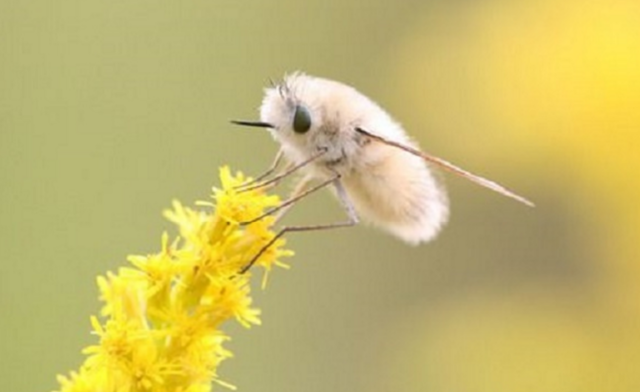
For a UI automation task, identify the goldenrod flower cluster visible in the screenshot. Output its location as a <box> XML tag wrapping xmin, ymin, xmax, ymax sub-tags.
<box><xmin>55</xmin><ymin>167</ymin><xmax>293</xmax><ymax>392</ymax></box>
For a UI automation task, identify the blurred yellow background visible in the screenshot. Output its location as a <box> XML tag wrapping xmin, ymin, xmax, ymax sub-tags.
<box><xmin>2</xmin><ymin>0</ymin><xmax>639</xmax><ymax>391</ymax></box>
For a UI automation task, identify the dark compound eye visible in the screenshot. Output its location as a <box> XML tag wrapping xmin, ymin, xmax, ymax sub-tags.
<box><xmin>292</xmin><ymin>105</ymin><xmax>312</xmax><ymax>134</ymax></box>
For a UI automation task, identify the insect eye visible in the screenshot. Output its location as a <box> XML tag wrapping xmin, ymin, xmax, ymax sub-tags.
<box><xmin>292</xmin><ymin>105</ymin><xmax>312</xmax><ymax>134</ymax></box>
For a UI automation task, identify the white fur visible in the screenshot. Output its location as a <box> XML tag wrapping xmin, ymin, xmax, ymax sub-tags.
<box><xmin>258</xmin><ymin>72</ymin><xmax>449</xmax><ymax>244</ymax></box>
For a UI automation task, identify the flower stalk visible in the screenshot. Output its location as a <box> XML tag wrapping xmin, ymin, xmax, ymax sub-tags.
<box><xmin>55</xmin><ymin>166</ymin><xmax>293</xmax><ymax>392</ymax></box>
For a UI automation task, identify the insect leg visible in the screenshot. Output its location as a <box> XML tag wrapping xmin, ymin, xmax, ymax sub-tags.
<box><xmin>239</xmin><ymin>174</ymin><xmax>325</xmax><ymax>226</ymax></box>
<box><xmin>238</xmin><ymin>148</ymin><xmax>327</xmax><ymax>193</ymax></box>
<box><xmin>273</xmin><ymin>175</ymin><xmax>312</xmax><ymax>223</ymax></box>
<box><xmin>239</xmin><ymin>176</ymin><xmax>359</xmax><ymax>274</ymax></box>
<box><xmin>235</xmin><ymin>149</ymin><xmax>285</xmax><ymax>190</ymax></box>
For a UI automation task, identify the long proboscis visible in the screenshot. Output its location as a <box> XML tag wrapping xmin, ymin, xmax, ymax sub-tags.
<box><xmin>230</xmin><ymin>120</ymin><xmax>274</xmax><ymax>129</ymax></box>
<box><xmin>355</xmin><ymin>127</ymin><xmax>535</xmax><ymax>207</ymax></box>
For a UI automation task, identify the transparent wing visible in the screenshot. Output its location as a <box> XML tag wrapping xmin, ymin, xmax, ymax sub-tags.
<box><xmin>355</xmin><ymin>127</ymin><xmax>534</xmax><ymax>207</ymax></box>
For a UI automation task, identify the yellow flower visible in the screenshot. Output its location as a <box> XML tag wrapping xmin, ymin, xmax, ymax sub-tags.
<box><xmin>54</xmin><ymin>166</ymin><xmax>292</xmax><ymax>392</ymax></box>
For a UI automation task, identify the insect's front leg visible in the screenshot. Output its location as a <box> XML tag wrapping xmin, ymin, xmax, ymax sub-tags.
<box><xmin>237</xmin><ymin>148</ymin><xmax>328</xmax><ymax>193</ymax></box>
<box><xmin>235</xmin><ymin>149</ymin><xmax>287</xmax><ymax>191</ymax></box>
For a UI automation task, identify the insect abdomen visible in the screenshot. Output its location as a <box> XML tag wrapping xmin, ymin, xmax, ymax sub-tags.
<box><xmin>342</xmin><ymin>148</ymin><xmax>449</xmax><ymax>244</ymax></box>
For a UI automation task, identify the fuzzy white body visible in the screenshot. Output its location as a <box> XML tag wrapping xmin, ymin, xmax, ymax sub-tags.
<box><xmin>259</xmin><ymin>73</ymin><xmax>449</xmax><ymax>244</ymax></box>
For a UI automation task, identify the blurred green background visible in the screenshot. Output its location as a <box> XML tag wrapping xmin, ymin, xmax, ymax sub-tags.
<box><xmin>2</xmin><ymin>0</ymin><xmax>639</xmax><ymax>391</ymax></box>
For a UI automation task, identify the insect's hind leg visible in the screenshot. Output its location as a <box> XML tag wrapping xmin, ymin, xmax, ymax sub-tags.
<box><xmin>239</xmin><ymin>175</ymin><xmax>317</xmax><ymax>226</ymax></box>
<box><xmin>239</xmin><ymin>176</ymin><xmax>359</xmax><ymax>274</ymax></box>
